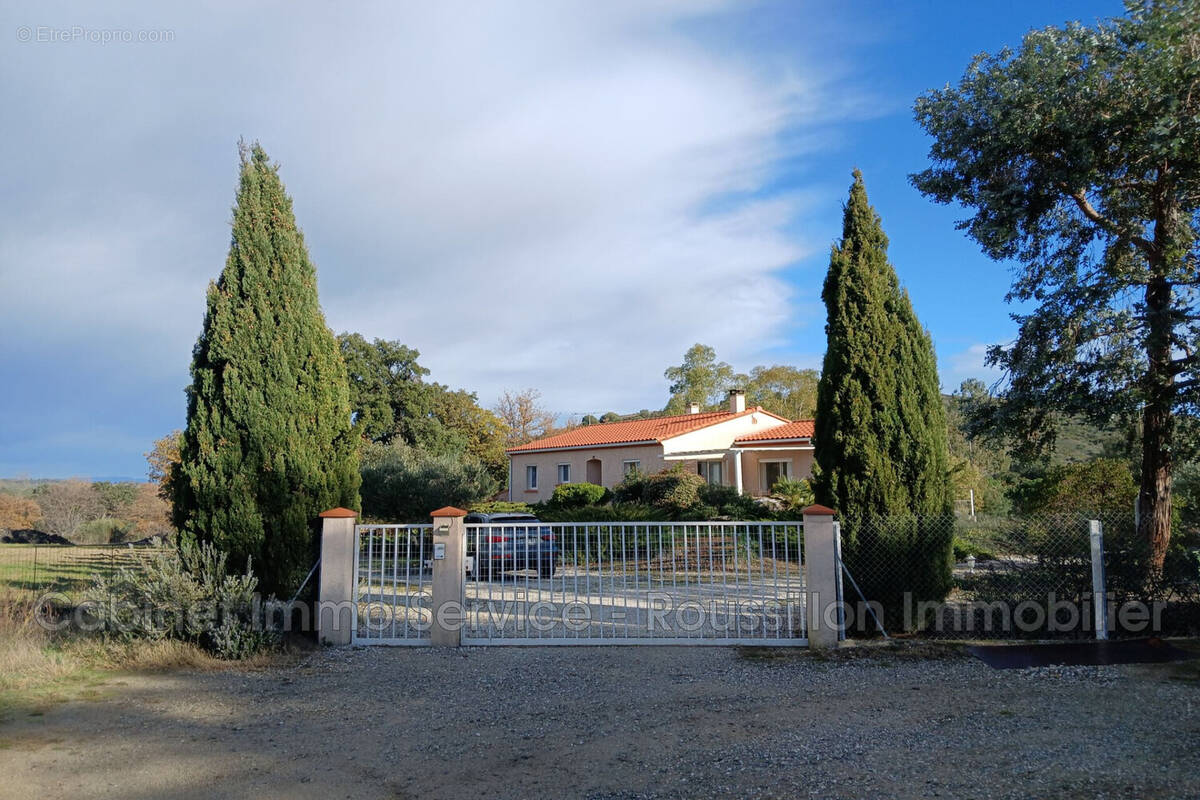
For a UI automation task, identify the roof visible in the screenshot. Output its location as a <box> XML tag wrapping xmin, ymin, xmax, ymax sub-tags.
<box><xmin>733</xmin><ymin>419</ymin><xmax>815</xmax><ymax>445</ymax></box>
<box><xmin>507</xmin><ymin>407</ymin><xmax>772</xmax><ymax>454</ymax></box>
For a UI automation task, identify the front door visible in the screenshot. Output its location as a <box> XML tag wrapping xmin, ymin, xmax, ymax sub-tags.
<box><xmin>586</xmin><ymin>458</ymin><xmax>602</xmax><ymax>485</ymax></box>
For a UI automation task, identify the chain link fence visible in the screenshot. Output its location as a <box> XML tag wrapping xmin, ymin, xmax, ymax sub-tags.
<box><xmin>838</xmin><ymin>512</ymin><xmax>1200</xmax><ymax>640</ymax></box>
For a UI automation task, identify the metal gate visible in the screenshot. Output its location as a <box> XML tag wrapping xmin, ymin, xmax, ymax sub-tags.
<box><xmin>461</xmin><ymin>521</ymin><xmax>806</xmax><ymax>645</ymax></box>
<box><xmin>352</xmin><ymin>524</ymin><xmax>434</xmax><ymax>645</ymax></box>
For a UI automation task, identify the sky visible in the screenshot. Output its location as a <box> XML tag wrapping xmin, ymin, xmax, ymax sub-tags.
<box><xmin>0</xmin><ymin>0</ymin><xmax>1125</xmax><ymax>479</ymax></box>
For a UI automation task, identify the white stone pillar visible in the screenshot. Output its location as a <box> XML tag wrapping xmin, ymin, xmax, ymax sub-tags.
<box><xmin>803</xmin><ymin>504</ymin><xmax>839</xmax><ymax>650</ymax></box>
<box><xmin>430</xmin><ymin>506</ymin><xmax>467</xmax><ymax>647</ymax></box>
<box><xmin>734</xmin><ymin>450</ymin><xmax>744</xmax><ymax>495</ymax></box>
<box><xmin>316</xmin><ymin>507</ymin><xmax>358</xmax><ymax>646</ymax></box>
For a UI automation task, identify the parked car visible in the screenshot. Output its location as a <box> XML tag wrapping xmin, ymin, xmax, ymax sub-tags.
<box><xmin>464</xmin><ymin>512</ymin><xmax>558</xmax><ymax>579</ymax></box>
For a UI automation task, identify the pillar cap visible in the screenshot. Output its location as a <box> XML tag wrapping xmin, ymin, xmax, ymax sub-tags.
<box><xmin>801</xmin><ymin>504</ymin><xmax>837</xmax><ymax>516</ymax></box>
<box><xmin>430</xmin><ymin>506</ymin><xmax>468</xmax><ymax>518</ymax></box>
<box><xmin>319</xmin><ymin>507</ymin><xmax>358</xmax><ymax>519</ymax></box>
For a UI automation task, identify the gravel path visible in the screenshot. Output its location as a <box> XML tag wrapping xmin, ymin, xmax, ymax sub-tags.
<box><xmin>1</xmin><ymin>643</ymin><xmax>1198</xmax><ymax>799</ymax></box>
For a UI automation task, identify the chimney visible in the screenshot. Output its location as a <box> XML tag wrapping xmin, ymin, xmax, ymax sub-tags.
<box><xmin>687</xmin><ymin>401</ymin><xmax>700</xmax><ymax>415</ymax></box>
<box><xmin>728</xmin><ymin>388</ymin><xmax>746</xmax><ymax>414</ymax></box>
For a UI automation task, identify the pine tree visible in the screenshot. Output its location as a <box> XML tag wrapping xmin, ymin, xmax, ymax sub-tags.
<box><xmin>813</xmin><ymin>170</ymin><xmax>951</xmax><ymax>516</ymax></box>
<box><xmin>812</xmin><ymin>172</ymin><xmax>954</xmax><ymax>629</ymax></box>
<box><xmin>172</xmin><ymin>142</ymin><xmax>360</xmax><ymax>597</ymax></box>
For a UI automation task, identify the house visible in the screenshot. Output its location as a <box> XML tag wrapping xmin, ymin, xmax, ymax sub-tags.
<box><xmin>506</xmin><ymin>389</ymin><xmax>815</xmax><ymax>502</ymax></box>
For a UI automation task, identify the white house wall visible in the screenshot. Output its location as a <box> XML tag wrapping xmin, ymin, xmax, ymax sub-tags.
<box><xmin>660</xmin><ymin>411</ymin><xmax>788</xmax><ymax>456</ymax></box>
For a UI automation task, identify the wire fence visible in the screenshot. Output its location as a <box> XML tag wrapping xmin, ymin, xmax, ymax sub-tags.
<box><xmin>838</xmin><ymin>512</ymin><xmax>1200</xmax><ymax>640</ymax></box>
<box><xmin>0</xmin><ymin>543</ymin><xmax>169</xmax><ymax>605</ymax></box>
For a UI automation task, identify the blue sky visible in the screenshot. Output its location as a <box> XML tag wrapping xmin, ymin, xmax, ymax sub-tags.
<box><xmin>0</xmin><ymin>0</ymin><xmax>1123</xmax><ymax>479</ymax></box>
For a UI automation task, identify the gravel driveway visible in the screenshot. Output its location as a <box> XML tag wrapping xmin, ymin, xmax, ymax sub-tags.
<box><xmin>2</xmin><ymin>643</ymin><xmax>1198</xmax><ymax>799</ymax></box>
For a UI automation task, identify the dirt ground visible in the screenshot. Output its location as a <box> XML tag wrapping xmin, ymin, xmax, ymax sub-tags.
<box><xmin>1</xmin><ymin>643</ymin><xmax>1198</xmax><ymax>800</ymax></box>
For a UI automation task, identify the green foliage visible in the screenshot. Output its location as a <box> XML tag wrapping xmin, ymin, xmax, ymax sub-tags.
<box><xmin>172</xmin><ymin>142</ymin><xmax>361</xmax><ymax>598</ymax></box>
<box><xmin>74</xmin><ymin>517</ymin><xmax>134</xmax><ymax>545</ymax></box>
<box><xmin>740</xmin><ymin>365</ymin><xmax>819</xmax><ymax>421</ymax></box>
<box><xmin>769</xmin><ymin>477</ymin><xmax>814</xmax><ymax>511</ymax></box>
<box><xmin>813</xmin><ymin>170</ymin><xmax>952</xmax><ymax>519</ymax></box>
<box><xmin>337</xmin><ymin>333</ymin><xmax>510</xmax><ymax>483</ymax></box>
<box><xmin>607</xmin><ymin>467</ymin><xmax>774</xmax><ymax>520</ymax></box>
<box><xmin>86</xmin><ymin>540</ymin><xmax>275</xmax><ymax>660</ymax></box>
<box><xmin>546</xmin><ymin>482</ymin><xmax>608</xmax><ymax>510</ymax></box>
<box><xmin>92</xmin><ymin>482</ymin><xmax>139</xmax><ymax>516</ymax></box>
<box><xmin>1009</xmin><ymin>459</ymin><xmax>1138</xmax><ymax>517</ymax></box>
<box><xmin>642</xmin><ymin>466</ymin><xmax>707</xmax><ymax>513</ymax></box>
<box><xmin>951</xmin><ymin>534</ymin><xmax>996</xmax><ymax>563</ymax></box>
<box><xmin>469</xmin><ymin>501</ymin><xmax>533</xmax><ymax>515</ymax></box>
<box><xmin>840</xmin><ymin>514</ymin><xmax>955</xmax><ymax>631</ymax></box>
<box><xmin>611</xmin><ymin>468</ymin><xmax>646</xmax><ymax>505</ymax></box>
<box><xmin>663</xmin><ymin>344</ymin><xmax>735</xmax><ymax>413</ymax></box>
<box><xmin>536</xmin><ymin>503</ymin><xmax>671</xmax><ymax>523</ymax></box>
<box><xmin>911</xmin><ymin>1</ymin><xmax>1200</xmax><ymax>566</ymax></box>
<box><xmin>360</xmin><ymin>442</ymin><xmax>497</xmax><ymax>523</ymax></box>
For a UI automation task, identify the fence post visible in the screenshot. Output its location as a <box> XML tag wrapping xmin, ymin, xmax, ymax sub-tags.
<box><xmin>430</xmin><ymin>506</ymin><xmax>467</xmax><ymax>648</ymax></box>
<box><xmin>803</xmin><ymin>504</ymin><xmax>840</xmax><ymax>649</ymax></box>
<box><xmin>316</xmin><ymin>507</ymin><xmax>358</xmax><ymax>646</ymax></box>
<box><xmin>1089</xmin><ymin>519</ymin><xmax>1108</xmax><ymax>641</ymax></box>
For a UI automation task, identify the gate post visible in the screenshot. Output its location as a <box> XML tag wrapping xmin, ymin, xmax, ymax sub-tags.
<box><xmin>317</xmin><ymin>507</ymin><xmax>358</xmax><ymax>646</ymax></box>
<box><xmin>430</xmin><ymin>506</ymin><xmax>467</xmax><ymax>647</ymax></box>
<box><xmin>803</xmin><ymin>505</ymin><xmax>839</xmax><ymax>649</ymax></box>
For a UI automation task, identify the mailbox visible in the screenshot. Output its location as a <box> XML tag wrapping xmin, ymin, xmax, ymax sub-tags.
<box><xmin>433</xmin><ymin>542</ymin><xmax>446</xmax><ymax>560</ymax></box>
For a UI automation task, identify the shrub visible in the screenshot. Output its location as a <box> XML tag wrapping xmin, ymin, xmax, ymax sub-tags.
<box><xmin>840</xmin><ymin>514</ymin><xmax>955</xmax><ymax>634</ymax></box>
<box><xmin>769</xmin><ymin>477</ymin><xmax>814</xmax><ymax>511</ymax></box>
<box><xmin>470</xmin><ymin>501</ymin><xmax>532</xmax><ymax>515</ymax></box>
<box><xmin>642</xmin><ymin>466</ymin><xmax>706</xmax><ymax>513</ymax></box>
<box><xmin>361</xmin><ymin>443</ymin><xmax>498</xmax><ymax>523</ymax></box>
<box><xmin>74</xmin><ymin>517</ymin><xmax>134</xmax><ymax>545</ymax></box>
<box><xmin>86</xmin><ymin>541</ymin><xmax>275</xmax><ymax>660</ymax></box>
<box><xmin>951</xmin><ymin>534</ymin><xmax>997</xmax><ymax>562</ymax></box>
<box><xmin>611</xmin><ymin>469</ymin><xmax>647</xmax><ymax>504</ymax></box>
<box><xmin>547</xmin><ymin>482</ymin><xmax>608</xmax><ymax>510</ymax></box>
<box><xmin>537</xmin><ymin>503</ymin><xmax>669</xmax><ymax>523</ymax></box>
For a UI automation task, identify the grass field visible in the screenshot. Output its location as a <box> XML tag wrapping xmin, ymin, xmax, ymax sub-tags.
<box><xmin>0</xmin><ymin>545</ymin><xmax>165</xmax><ymax>604</ymax></box>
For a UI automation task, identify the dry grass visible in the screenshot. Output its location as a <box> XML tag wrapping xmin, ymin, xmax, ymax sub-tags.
<box><xmin>0</xmin><ymin>592</ymin><xmax>289</xmax><ymax>721</ymax></box>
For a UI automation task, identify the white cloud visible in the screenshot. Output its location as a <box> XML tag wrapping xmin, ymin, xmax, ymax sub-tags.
<box><xmin>942</xmin><ymin>343</ymin><xmax>1005</xmax><ymax>392</ymax></box>
<box><xmin>0</xmin><ymin>0</ymin><xmax>872</xmax><ymax>472</ymax></box>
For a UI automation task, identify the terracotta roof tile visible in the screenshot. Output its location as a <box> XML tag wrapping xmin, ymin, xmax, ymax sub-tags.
<box><xmin>732</xmin><ymin>419</ymin><xmax>815</xmax><ymax>444</ymax></box>
<box><xmin>507</xmin><ymin>408</ymin><xmax>772</xmax><ymax>453</ymax></box>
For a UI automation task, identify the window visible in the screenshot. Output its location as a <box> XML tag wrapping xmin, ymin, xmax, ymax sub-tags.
<box><xmin>557</xmin><ymin>463</ymin><xmax>571</xmax><ymax>484</ymax></box>
<box><xmin>622</xmin><ymin>460</ymin><xmax>641</xmax><ymax>476</ymax></box>
<box><xmin>761</xmin><ymin>460</ymin><xmax>790</xmax><ymax>491</ymax></box>
<box><xmin>698</xmin><ymin>460</ymin><xmax>723</xmax><ymax>485</ymax></box>
<box><xmin>526</xmin><ymin>465</ymin><xmax>538</xmax><ymax>489</ymax></box>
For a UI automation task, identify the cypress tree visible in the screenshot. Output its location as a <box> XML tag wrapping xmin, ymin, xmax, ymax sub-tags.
<box><xmin>172</xmin><ymin>142</ymin><xmax>360</xmax><ymax>597</ymax></box>
<box><xmin>813</xmin><ymin>170</ymin><xmax>951</xmax><ymax>516</ymax></box>
<box><xmin>812</xmin><ymin>171</ymin><xmax>953</xmax><ymax>629</ymax></box>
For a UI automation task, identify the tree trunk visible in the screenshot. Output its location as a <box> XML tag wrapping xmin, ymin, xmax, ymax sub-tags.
<box><xmin>1139</xmin><ymin>275</ymin><xmax>1174</xmax><ymax>574</ymax></box>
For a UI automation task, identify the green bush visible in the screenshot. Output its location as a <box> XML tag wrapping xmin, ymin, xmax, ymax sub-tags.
<box><xmin>74</xmin><ymin>517</ymin><xmax>134</xmax><ymax>545</ymax></box>
<box><xmin>642</xmin><ymin>466</ymin><xmax>706</xmax><ymax>513</ymax></box>
<box><xmin>537</xmin><ymin>503</ymin><xmax>670</xmax><ymax>523</ymax></box>
<box><xmin>547</xmin><ymin>482</ymin><xmax>608</xmax><ymax>510</ymax></box>
<box><xmin>469</xmin><ymin>501</ymin><xmax>533</xmax><ymax>515</ymax></box>
<box><xmin>611</xmin><ymin>469</ymin><xmax>647</xmax><ymax>504</ymax></box>
<box><xmin>360</xmin><ymin>442</ymin><xmax>498</xmax><ymax>523</ymax></box>
<box><xmin>86</xmin><ymin>541</ymin><xmax>276</xmax><ymax>660</ymax></box>
<box><xmin>769</xmin><ymin>477</ymin><xmax>814</xmax><ymax>511</ymax></box>
<box><xmin>840</xmin><ymin>514</ymin><xmax>955</xmax><ymax>634</ymax></box>
<box><xmin>951</xmin><ymin>534</ymin><xmax>997</xmax><ymax>562</ymax></box>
